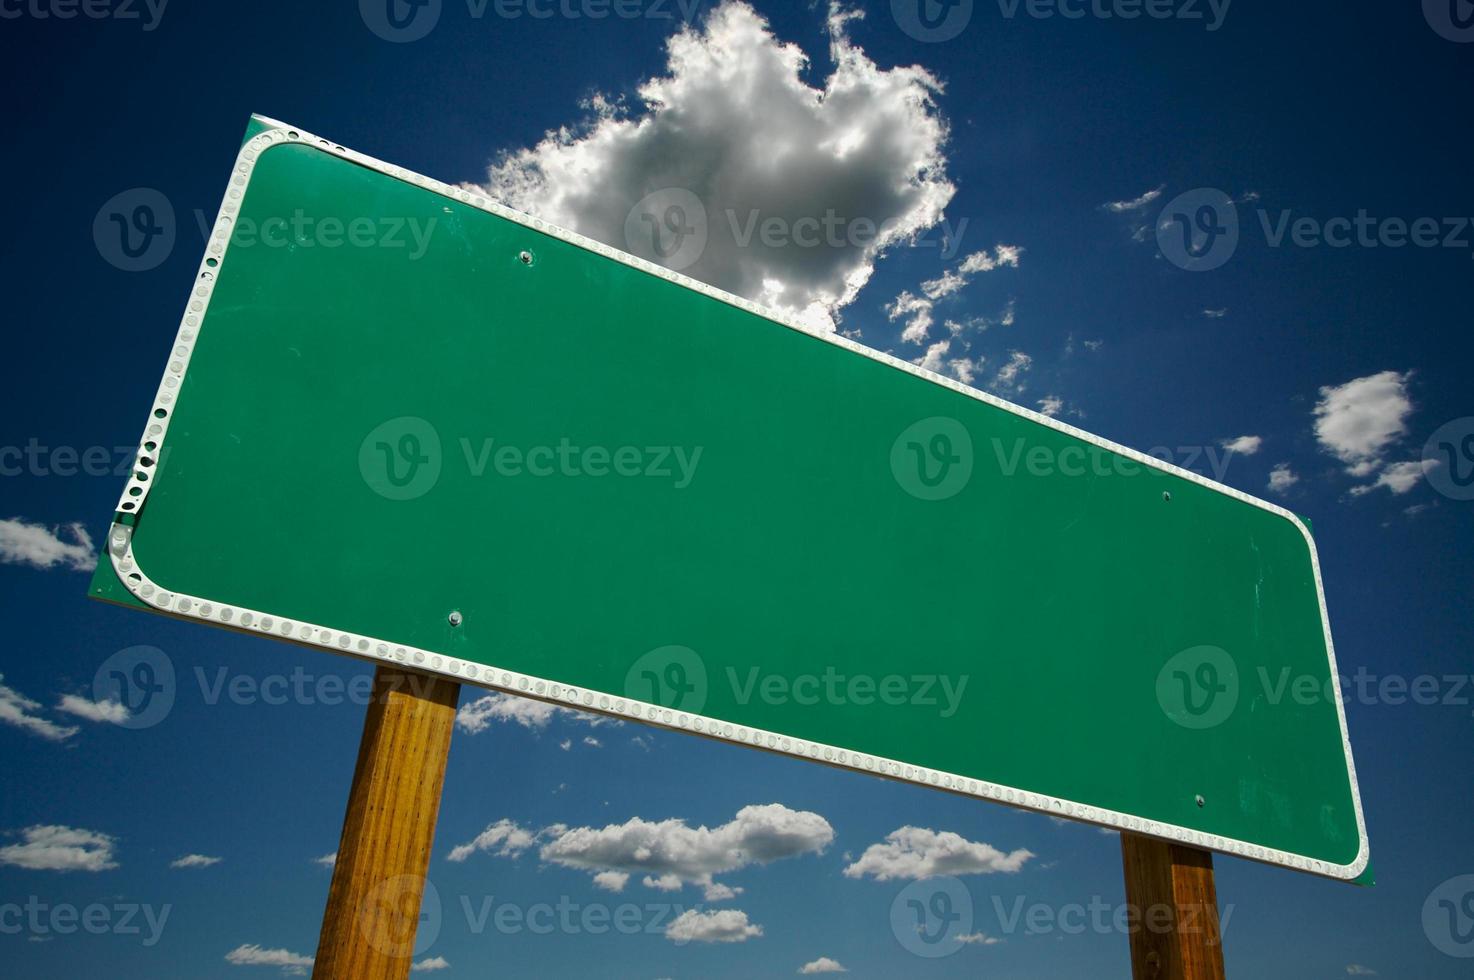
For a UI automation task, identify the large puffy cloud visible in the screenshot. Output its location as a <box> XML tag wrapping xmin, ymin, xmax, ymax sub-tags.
<box><xmin>1313</xmin><ymin>371</ymin><xmax>1414</xmax><ymax>477</ymax></box>
<box><xmin>448</xmin><ymin>804</ymin><xmax>832</xmax><ymax>898</ymax></box>
<box><xmin>478</xmin><ymin>2</ymin><xmax>954</xmax><ymax>329</ymax></box>
<box><xmin>0</xmin><ymin>825</ymin><xmax>118</xmax><ymax>872</ymax></box>
<box><xmin>842</xmin><ymin>826</ymin><xmax>1032</xmax><ymax>880</ymax></box>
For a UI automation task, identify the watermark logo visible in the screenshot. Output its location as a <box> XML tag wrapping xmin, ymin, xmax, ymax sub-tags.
<box><xmin>624</xmin><ymin>188</ymin><xmax>708</xmax><ymax>272</ymax></box>
<box><xmin>360</xmin><ymin>876</ymin><xmax>441</xmax><ymax>958</ymax></box>
<box><xmin>1423</xmin><ymin>418</ymin><xmax>1474</xmax><ymax>501</ymax></box>
<box><xmin>891</xmin><ymin>417</ymin><xmax>973</xmax><ymax>500</ymax></box>
<box><xmin>890</xmin><ymin>877</ymin><xmax>973</xmax><ymax>957</ymax></box>
<box><xmin>360</xmin><ymin>0</ymin><xmax>442</xmax><ymax>41</ymax></box>
<box><xmin>359</xmin><ymin>417</ymin><xmax>443</xmax><ymax>501</ymax></box>
<box><xmin>1157</xmin><ymin>188</ymin><xmax>1238</xmax><ymax>272</ymax></box>
<box><xmin>1155</xmin><ymin>645</ymin><xmax>1238</xmax><ymax>729</ymax></box>
<box><xmin>92</xmin><ymin>645</ymin><xmax>175</xmax><ymax>730</ymax></box>
<box><xmin>891</xmin><ymin>0</ymin><xmax>973</xmax><ymax>42</ymax></box>
<box><xmin>1424</xmin><ymin>875</ymin><xmax>1474</xmax><ymax>957</ymax></box>
<box><xmin>1424</xmin><ymin>0</ymin><xmax>1474</xmax><ymax>42</ymax></box>
<box><xmin>93</xmin><ymin>188</ymin><xmax>175</xmax><ymax>272</ymax></box>
<box><xmin>624</xmin><ymin>645</ymin><xmax>708</xmax><ymax>713</ymax></box>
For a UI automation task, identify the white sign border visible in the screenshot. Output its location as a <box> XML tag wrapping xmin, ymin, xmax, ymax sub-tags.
<box><xmin>105</xmin><ymin>116</ymin><xmax>1370</xmax><ymax>882</ymax></box>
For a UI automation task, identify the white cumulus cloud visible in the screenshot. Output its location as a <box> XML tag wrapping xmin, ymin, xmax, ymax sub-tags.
<box><xmin>0</xmin><ymin>825</ymin><xmax>118</xmax><ymax>872</ymax></box>
<box><xmin>0</xmin><ymin>519</ymin><xmax>96</xmax><ymax>572</ymax></box>
<box><xmin>665</xmin><ymin>907</ymin><xmax>763</xmax><ymax>944</ymax></box>
<box><xmin>446</xmin><ymin>818</ymin><xmax>539</xmax><ymax>863</ymax></box>
<box><xmin>842</xmin><ymin>826</ymin><xmax>1033</xmax><ymax>880</ymax></box>
<box><xmin>1349</xmin><ymin>460</ymin><xmax>1424</xmax><ymax>497</ymax></box>
<box><xmin>170</xmin><ymin>853</ymin><xmax>222</xmax><ymax>869</ymax></box>
<box><xmin>592</xmin><ymin>870</ymin><xmax>630</xmax><ymax>892</ymax></box>
<box><xmin>451</xmin><ymin>804</ymin><xmax>832</xmax><ymax>899</ymax></box>
<box><xmin>412</xmin><ymin>957</ymin><xmax>451</xmax><ymax>972</ymax></box>
<box><xmin>1219</xmin><ymin>435</ymin><xmax>1262</xmax><ymax>455</ymax></box>
<box><xmin>477</xmin><ymin>1</ymin><xmax>955</xmax><ymax>329</ymax></box>
<box><xmin>1313</xmin><ymin>370</ymin><xmax>1414</xmax><ymax>477</ymax></box>
<box><xmin>800</xmin><ymin>956</ymin><xmax>848</xmax><ymax>973</ymax></box>
<box><xmin>1268</xmin><ymin>463</ymin><xmax>1299</xmax><ymax>494</ymax></box>
<box><xmin>537</xmin><ymin>803</ymin><xmax>833</xmax><ymax>895</ymax></box>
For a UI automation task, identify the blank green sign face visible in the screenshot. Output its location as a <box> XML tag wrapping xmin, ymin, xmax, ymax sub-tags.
<box><xmin>92</xmin><ymin>117</ymin><xmax>1367</xmax><ymax>880</ymax></box>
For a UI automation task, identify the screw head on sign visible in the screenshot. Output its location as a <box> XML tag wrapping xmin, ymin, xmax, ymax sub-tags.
<box><xmin>448</xmin><ymin>611</ymin><xmax>463</xmax><ymax>627</ymax></box>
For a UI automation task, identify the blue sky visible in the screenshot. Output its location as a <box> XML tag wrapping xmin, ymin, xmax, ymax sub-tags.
<box><xmin>1</xmin><ymin>1</ymin><xmax>1472</xmax><ymax>977</ymax></box>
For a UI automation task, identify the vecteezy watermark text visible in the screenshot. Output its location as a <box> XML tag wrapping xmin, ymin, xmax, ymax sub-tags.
<box><xmin>93</xmin><ymin>189</ymin><xmax>439</xmax><ymax>271</ymax></box>
<box><xmin>0</xmin><ymin>440</ymin><xmax>162</xmax><ymax>478</ymax></box>
<box><xmin>727</xmin><ymin>666</ymin><xmax>969</xmax><ymax>718</ymax></box>
<box><xmin>0</xmin><ymin>898</ymin><xmax>171</xmax><ymax>947</ymax></box>
<box><xmin>1157</xmin><ymin>188</ymin><xmax>1474</xmax><ymax>272</ymax></box>
<box><xmin>0</xmin><ymin>0</ymin><xmax>168</xmax><ymax>30</ymax></box>
<box><xmin>359</xmin><ymin>0</ymin><xmax>704</xmax><ymax>43</ymax></box>
<box><xmin>360</xmin><ymin>418</ymin><xmax>704</xmax><ymax>501</ymax></box>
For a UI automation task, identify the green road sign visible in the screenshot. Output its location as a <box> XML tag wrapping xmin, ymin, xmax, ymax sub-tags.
<box><xmin>91</xmin><ymin>115</ymin><xmax>1368</xmax><ymax>881</ymax></box>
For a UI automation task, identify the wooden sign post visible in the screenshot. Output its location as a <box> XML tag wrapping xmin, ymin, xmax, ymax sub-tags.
<box><xmin>312</xmin><ymin>668</ymin><xmax>460</xmax><ymax>980</ymax></box>
<box><xmin>1122</xmin><ymin>833</ymin><xmax>1227</xmax><ymax>980</ymax></box>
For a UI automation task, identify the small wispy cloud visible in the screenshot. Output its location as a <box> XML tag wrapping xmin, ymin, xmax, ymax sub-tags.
<box><xmin>224</xmin><ymin>944</ymin><xmax>314</xmax><ymax>976</ymax></box>
<box><xmin>56</xmin><ymin>694</ymin><xmax>130</xmax><ymax>725</ymax></box>
<box><xmin>1102</xmin><ymin>184</ymin><xmax>1165</xmax><ymax>213</ymax></box>
<box><xmin>455</xmin><ymin>692</ymin><xmax>613</xmax><ymax>735</ymax></box>
<box><xmin>0</xmin><ymin>676</ymin><xmax>79</xmax><ymax>742</ymax></box>
<box><xmin>171</xmin><ymin>854</ymin><xmax>222</xmax><ymax>869</ymax></box>
<box><xmin>0</xmin><ymin>519</ymin><xmax>96</xmax><ymax>572</ymax></box>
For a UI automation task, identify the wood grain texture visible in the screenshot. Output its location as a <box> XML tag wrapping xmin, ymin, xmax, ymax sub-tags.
<box><xmin>1121</xmin><ymin>832</ymin><xmax>1227</xmax><ymax>980</ymax></box>
<box><xmin>312</xmin><ymin>667</ymin><xmax>460</xmax><ymax>980</ymax></box>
